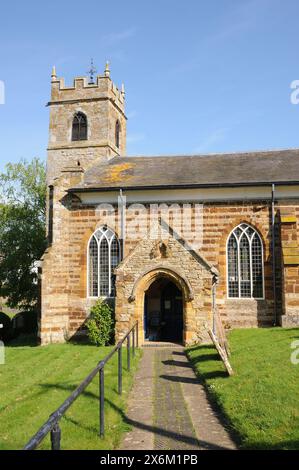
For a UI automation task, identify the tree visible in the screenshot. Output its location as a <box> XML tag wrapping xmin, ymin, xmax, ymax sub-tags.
<box><xmin>0</xmin><ymin>158</ymin><xmax>47</xmax><ymax>309</ymax></box>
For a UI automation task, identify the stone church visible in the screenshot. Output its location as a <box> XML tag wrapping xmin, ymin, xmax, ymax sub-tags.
<box><xmin>40</xmin><ymin>64</ymin><xmax>299</xmax><ymax>345</ymax></box>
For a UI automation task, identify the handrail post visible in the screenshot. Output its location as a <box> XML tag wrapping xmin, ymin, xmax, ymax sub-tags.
<box><xmin>50</xmin><ymin>423</ymin><xmax>61</xmax><ymax>450</ymax></box>
<box><xmin>132</xmin><ymin>328</ymin><xmax>135</xmax><ymax>357</ymax></box>
<box><xmin>136</xmin><ymin>321</ymin><xmax>139</xmax><ymax>348</ymax></box>
<box><xmin>118</xmin><ymin>346</ymin><xmax>122</xmax><ymax>395</ymax></box>
<box><xmin>99</xmin><ymin>368</ymin><xmax>104</xmax><ymax>437</ymax></box>
<box><xmin>127</xmin><ymin>335</ymin><xmax>131</xmax><ymax>371</ymax></box>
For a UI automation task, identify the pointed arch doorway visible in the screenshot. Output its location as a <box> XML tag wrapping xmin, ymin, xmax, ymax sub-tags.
<box><xmin>144</xmin><ymin>278</ymin><xmax>183</xmax><ymax>342</ymax></box>
<box><xmin>127</xmin><ymin>266</ymin><xmax>194</xmax><ymax>346</ymax></box>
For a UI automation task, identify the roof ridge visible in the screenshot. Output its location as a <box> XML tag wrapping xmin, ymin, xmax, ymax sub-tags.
<box><xmin>113</xmin><ymin>147</ymin><xmax>299</xmax><ymax>160</ymax></box>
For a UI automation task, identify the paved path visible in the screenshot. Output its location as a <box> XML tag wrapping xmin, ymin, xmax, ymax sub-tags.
<box><xmin>119</xmin><ymin>346</ymin><xmax>236</xmax><ymax>451</ymax></box>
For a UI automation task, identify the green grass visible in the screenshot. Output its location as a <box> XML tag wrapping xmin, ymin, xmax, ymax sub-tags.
<box><xmin>0</xmin><ymin>337</ymin><xmax>141</xmax><ymax>450</ymax></box>
<box><xmin>187</xmin><ymin>327</ymin><xmax>299</xmax><ymax>450</ymax></box>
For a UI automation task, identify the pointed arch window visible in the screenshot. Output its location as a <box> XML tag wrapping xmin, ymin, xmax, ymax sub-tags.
<box><xmin>227</xmin><ymin>223</ymin><xmax>264</xmax><ymax>299</ymax></box>
<box><xmin>115</xmin><ymin>120</ymin><xmax>120</xmax><ymax>148</ymax></box>
<box><xmin>72</xmin><ymin>112</ymin><xmax>87</xmax><ymax>141</ymax></box>
<box><xmin>88</xmin><ymin>226</ymin><xmax>120</xmax><ymax>297</ymax></box>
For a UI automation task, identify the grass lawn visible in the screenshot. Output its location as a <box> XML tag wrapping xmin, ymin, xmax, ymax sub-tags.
<box><xmin>0</xmin><ymin>336</ymin><xmax>141</xmax><ymax>450</ymax></box>
<box><xmin>187</xmin><ymin>327</ymin><xmax>299</xmax><ymax>450</ymax></box>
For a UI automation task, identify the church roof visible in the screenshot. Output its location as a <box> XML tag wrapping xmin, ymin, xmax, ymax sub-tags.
<box><xmin>69</xmin><ymin>148</ymin><xmax>299</xmax><ymax>192</ymax></box>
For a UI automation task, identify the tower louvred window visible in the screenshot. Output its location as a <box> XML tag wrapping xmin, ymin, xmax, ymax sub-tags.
<box><xmin>72</xmin><ymin>112</ymin><xmax>87</xmax><ymax>141</ymax></box>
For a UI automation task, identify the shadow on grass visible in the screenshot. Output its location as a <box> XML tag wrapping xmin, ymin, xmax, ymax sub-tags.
<box><xmin>28</xmin><ymin>381</ymin><xmax>235</xmax><ymax>450</ymax></box>
<box><xmin>13</xmin><ymin>343</ymin><xmax>239</xmax><ymax>450</ymax></box>
<box><xmin>6</xmin><ymin>334</ymin><xmax>39</xmax><ymax>348</ymax></box>
<box><xmin>247</xmin><ymin>439</ymin><xmax>299</xmax><ymax>450</ymax></box>
<box><xmin>269</xmin><ymin>327</ymin><xmax>299</xmax><ymax>336</ymax></box>
<box><xmin>22</xmin><ymin>383</ymin><xmax>118</xmax><ymax>447</ymax></box>
<box><xmin>67</xmin><ymin>335</ymin><xmax>93</xmax><ymax>346</ymax></box>
<box><xmin>62</xmin><ymin>413</ymin><xmax>98</xmax><ymax>434</ymax></box>
<box><xmin>22</xmin><ymin>349</ymin><xmax>238</xmax><ymax>451</ymax></box>
<box><xmin>191</xmin><ymin>353</ymin><xmax>220</xmax><ymax>362</ymax></box>
<box><xmin>38</xmin><ymin>382</ymin><xmax>99</xmax><ymax>401</ymax></box>
<box><xmin>186</xmin><ymin>347</ymin><xmax>241</xmax><ymax>448</ymax></box>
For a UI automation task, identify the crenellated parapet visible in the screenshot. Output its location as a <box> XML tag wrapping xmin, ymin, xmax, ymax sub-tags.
<box><xmin>49</xmin><ymin>63</ymin><xmax>125</xmax><ymax>113</ymax></box>
<box><xmin>46</xmin><ymin>62</ymin><xmax>127</xmax><ymax>184</ymax></box>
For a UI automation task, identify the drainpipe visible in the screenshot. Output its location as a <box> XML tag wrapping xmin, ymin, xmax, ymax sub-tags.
<box><xmin>272</xmin><ymin>183</ymin><xmax>277</xmax><ymax>326</ymax></box>
<box><xmin>212</xmin><ymin>273</ymin><xmax>218</xmax><ymax>335</ymax></box>
<box><xmin>119</xmin><ymin>189</ymin><xmax>126</xmax><ymax>260</ymax></box>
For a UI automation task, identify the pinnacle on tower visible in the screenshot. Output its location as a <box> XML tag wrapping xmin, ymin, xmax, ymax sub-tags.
<box><xmin>51</xmin><ymin>66</ymin><xmax>57</xmax><ymax>81</ymax></box>
<box><xmin>104</xmin><ymin>61</ymin><xmax>110</xmax><ymax>78</ymax></box>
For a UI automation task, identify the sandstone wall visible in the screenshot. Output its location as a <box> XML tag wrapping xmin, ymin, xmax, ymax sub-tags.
<box><xmin>40</xmin><ymin>193</ymin><xmax>299</xmax><ymax>344</ymax></box>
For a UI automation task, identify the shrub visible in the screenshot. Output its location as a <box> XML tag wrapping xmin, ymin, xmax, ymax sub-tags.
<box><xmin>86</xmin><ymin>300</ymin><xmax>114</xmax><ymax>346</ymax></box>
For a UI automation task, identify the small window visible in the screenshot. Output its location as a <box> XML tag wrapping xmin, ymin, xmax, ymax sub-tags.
<box><xmin>88</xmin><ymin>226</ymin><xmax>120</xmax><ymax>297</ymax></box>
<box><xmin>227</xmin><ymin>223</ymin><xmax>264</xmax><ymax>299</ymax></box>
<box><xmin>72</xmin><ymin>112</ymin><xmax>87</xmax><ymax>141</ymax></box>
<box><xmin>115</xmin><ymin>120</ymin><xmax>120</xmax><ymax>148</ymax></box>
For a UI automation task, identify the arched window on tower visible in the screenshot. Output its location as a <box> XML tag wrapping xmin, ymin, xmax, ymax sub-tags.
<box><xmin>115</xmin><ymin>120</ymin><xmax>120</xmax><ymax>149</ymax></box>
<box><xmin>227</xmin><ymin>223</ymin><xmax>264</xmax><ymax>299</ymax></box>
<box><xmin>88</xmin><ymin>226</ymin><xmax>120</xmax><ymax>297</ymax></box>
<box><xmin>72</xmin><ymin>112</ymin><xmax>87</xmax><ymax>141</ymax></box>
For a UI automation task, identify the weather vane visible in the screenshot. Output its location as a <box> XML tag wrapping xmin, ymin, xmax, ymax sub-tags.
<box><xmin>87</xmin><ymin>58</ymin><xmax>97</xmax><ymax>84</ymax></box>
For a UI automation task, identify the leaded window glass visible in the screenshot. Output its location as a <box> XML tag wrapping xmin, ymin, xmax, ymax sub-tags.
<box><xmin>88</xmin><ymin>227</ymin><xmax>120</xmax><ymax>297</ymax></box>
<box><xmin>227</xmin><ymin>224</ymin><xmax>264</xmax><ymax>299</ymax></box>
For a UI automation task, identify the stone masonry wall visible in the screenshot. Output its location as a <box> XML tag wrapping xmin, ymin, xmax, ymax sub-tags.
<box><xmin>40</xmin><ymin>191</ymin><xmax>299</xmax><ymax>344</ymax></box>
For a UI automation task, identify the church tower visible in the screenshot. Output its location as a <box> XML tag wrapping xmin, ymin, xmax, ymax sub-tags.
<box><xmin>46</xmin><ymin>62</ymin><xmax>126</xmax><ymax>185</ymax></box>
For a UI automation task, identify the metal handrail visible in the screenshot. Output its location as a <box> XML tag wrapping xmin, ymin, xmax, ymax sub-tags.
<box><xmin>23</xmin><ymin>321</ymin><xmax>138</xmax><ymax>450</ymax></box>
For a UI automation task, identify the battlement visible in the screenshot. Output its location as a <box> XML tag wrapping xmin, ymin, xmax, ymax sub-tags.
<box><xmin>47</xmin><ymin>62</ymin><xmax>127</xmax><ymax>183</ymax></box>
<box><xmin>49</xmin><ymin>63</ymin><xmax>125</xmax><ymax>112</ymax></box>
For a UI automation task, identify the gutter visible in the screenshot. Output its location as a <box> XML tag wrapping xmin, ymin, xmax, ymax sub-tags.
<box><xmin>67</xmin><ymin>180</ymin><xmax>299</xmax><ymax>194</ymax></box>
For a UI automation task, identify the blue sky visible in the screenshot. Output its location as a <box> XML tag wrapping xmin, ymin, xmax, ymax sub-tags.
<box><xmin>1</xmin><ymin>0</ymin><xmax>299</xmax><ymax>171</ymax></box>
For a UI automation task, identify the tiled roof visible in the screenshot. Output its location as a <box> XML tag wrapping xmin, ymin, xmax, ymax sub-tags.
<box><xmin>69</xmin><ymin>148</ymin><xmax>299</xmax><ymax>191</ymax></box>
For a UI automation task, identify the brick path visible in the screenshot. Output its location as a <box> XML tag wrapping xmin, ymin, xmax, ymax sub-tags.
<box><xmin>119</xmin><ymin>346</ymin><xmax>236</xmax><ymax>450</ymax></box>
